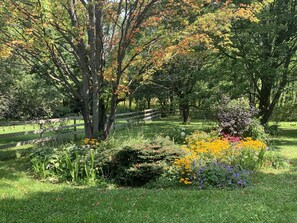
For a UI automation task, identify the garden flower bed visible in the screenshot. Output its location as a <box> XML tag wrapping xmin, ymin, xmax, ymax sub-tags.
<box><xmin>174</xmin><ymin>131</ymin><xmax>267</xmax><ymax>188</ymax></box>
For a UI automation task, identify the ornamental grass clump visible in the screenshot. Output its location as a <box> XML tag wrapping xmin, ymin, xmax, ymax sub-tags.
<box><xmin>174</xmin><ymin>131</ymin><xmax>267</xmax><ymax>188</ymax></box>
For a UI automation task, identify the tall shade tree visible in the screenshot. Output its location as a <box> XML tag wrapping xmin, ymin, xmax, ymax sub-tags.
<box><xmin>0</xmin><ymin>0</ymin><xmax>263</xmax><ymax>138</ymax></box>
<box><xmin>0</xmin><ymin>0</ymin><xmax>166</xmax><ymax>139</ymax></box>
<box><xmin>153</xmin><ymin>52</ymin><xmax>209</xmax><ymax>123</ymax></box>
<box><xmin>216</xmin><ymin>0</ymin><xmax>297</xmax><ymax>124</ymax></box>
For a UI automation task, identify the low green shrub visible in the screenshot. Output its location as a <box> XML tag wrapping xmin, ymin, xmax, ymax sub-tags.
<box><xmin>30</xmin><ymin>141</ymin><xmax>116</xmax><ymax>185</ymax></box>
<box><xmin>161</xmin><ymin>127</ymin><xmax>187</xmax><ymax>144</ymax></box>
<box><xmin>265</xmin><ymin>124</ymin><xmax>280</xmax><ymax>136</ymax></box>
<box><xmin>105</xmin><ymin>136</ymin><xmax>183</xmax><ymax>186</ymax></box>
<box><xmin>231</xmin><ymin>147</ymin><xmax>266</xmax><ymax>171</ymax></box>
<box><xmin>263</xmin><ymin>151</ymin><xmax>288</xmax><ymax>169</ymax></box>
<box><xmin>30</xmin><ymin>136</ymin><xmax>182</xmax><ymax>187</ymax></box>
<box><xmin>244</xmin><ymin>118</ymin><xmax>269</xmax><ymax>142</ymax></box>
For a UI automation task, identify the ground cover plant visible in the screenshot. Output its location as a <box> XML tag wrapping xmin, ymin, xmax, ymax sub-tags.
<box><xmin>0</xmin><ymin>120</ymin><xmax>296</xmax><ymax>223</ymax></box>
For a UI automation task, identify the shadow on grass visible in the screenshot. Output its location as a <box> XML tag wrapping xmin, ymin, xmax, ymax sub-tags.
<box><xmin>0</xmin><ymin>159</ymin><xmax>30</xmax><ymax>181</ymax></box>
<box><xmin>0</xmin><ymin>147</ymin><xmax>36</xmax><ymax>161</ymax></box>
<box><xmin>276</xmin><ymin>128</ymin><xmax>297</xmax><ymax>138</ymax></box>
<box><xmin>271</xmin><ymin>139</ymin><xmax>297</xmax><ymax>147</ymax></box>
<box><xmin>0</xmin><ymin>169</ymin><xmax>296</xmax><ymax>223</ymax></box>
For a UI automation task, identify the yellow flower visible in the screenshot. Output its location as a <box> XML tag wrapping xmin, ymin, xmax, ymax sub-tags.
<box><xmin>236</xmin><ymin>138</ymin><xmax>266</xmax><ymax>151</ymax></box>
<box><xmin>84</xmin><ymin>138</ymin><xmax>90</xmax><ymax>145</ymax></box>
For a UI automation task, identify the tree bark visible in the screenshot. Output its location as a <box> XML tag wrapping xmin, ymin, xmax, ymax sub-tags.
<box><xmin>181</xmin><ymin>103</ymin><xmax>190</xmax><ymax>124</ymax></box>
<box><xmin>98</xmin><ymin>98</ymin><xmax>106</xmax><ymax>133</ymax></box>
<box><xmin>147</xmin><ymin>98</ymin><xmax>151</xmax><ymax>109</ymax></box>
<box><xmin>169</xmin><ymin>94</ymin><xmax>174</xmax><ymax>114</ymax></box>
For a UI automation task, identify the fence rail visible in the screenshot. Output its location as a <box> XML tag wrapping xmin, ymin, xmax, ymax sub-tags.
<box><xmin>0</xmin><ymin>109</ymin><xmax>160</xmax><ymax>150</ymax></box>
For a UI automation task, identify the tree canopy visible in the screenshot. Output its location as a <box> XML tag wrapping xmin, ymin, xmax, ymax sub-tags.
<box><xmin>1</xmin><ymin>0</ymin><xmax>295</xmax><ymax>139</ymax></box>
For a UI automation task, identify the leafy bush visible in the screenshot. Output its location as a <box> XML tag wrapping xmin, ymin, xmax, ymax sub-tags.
<box><xmin>265</xmin><ymin>124</ymin><xmax>280</xmax><ymax>136</ymax></box>
<box><xmin>30</xmin><ymin>142</ymin><xmax>116</xmax><ymax>185</ymax></box>
<box><xmin>162</xmin><ymin>127</ymin><xmax>188</xmax><ymax>144</ymax></box>
<box><xmin>105</xmin><ymin>136</ymin><xmax>183</xmax><ymax>186</ymax></box>
<box><xmin>263</xmin><ymin>151</ymin><xmax>288</xmax><ymax>169</ymax></box>
<box><xmin>244</xmin><ymin>118</ymin><xmax>269</xmax><ymax>141</ymax></box>
<box><xmin>30</xmin><ymin>136</ymin><xmax>182</xmax><ymax>187</ymax></box>
<box><xmin>217</xmin><ymin>96</ymin><xmax>258</xmax><ymax>136</ymax></box>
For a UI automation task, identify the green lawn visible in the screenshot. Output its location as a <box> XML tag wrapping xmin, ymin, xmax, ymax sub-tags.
<box><xmin>0</xmin><ymin>120</ymin><xmax>296</xmax><ymax>223</ymax></box>
<box><xmin>0</xmin><ymin>120</ymin><xmax>84</xmax><ymax>148</ymax></box>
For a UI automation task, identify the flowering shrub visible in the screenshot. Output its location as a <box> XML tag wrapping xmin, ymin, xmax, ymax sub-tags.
<box><xmin>174</xmin><ymin>131</ymin><xmax>267</xmax><ymax>188</ymax></box>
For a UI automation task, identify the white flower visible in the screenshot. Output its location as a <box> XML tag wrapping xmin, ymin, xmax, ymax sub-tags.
<box><xmin>181</xmin><ymin>132</ymin><xmax>186</xmax><ymax>137</ymax></box>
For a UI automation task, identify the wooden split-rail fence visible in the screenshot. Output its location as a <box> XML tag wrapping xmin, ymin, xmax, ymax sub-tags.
<box><xmin>0</xmin><ymin>109</ymin><xmax>160</xmax><ymax>150</ymax></box>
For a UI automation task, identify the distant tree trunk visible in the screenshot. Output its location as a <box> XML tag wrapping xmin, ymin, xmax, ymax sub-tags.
<box><xmin>169</xmin><ymin>94</ymin><xmax>174</xmax><ymax>114</ymax></box>
<box><xmin>104</xmin><ymin>94</ymin><xmax>117</xmax><ymax>140</ymax></box>
<box><xmin>159</xmin><ymin>98</ymin><xmax>167</xmax><ymax>117</ymax></box>
<box><xmin>181</xmin><ymin>103</ymin><xmax>190</xmax><ymax>124</ymax></box>
<box><xmin>147</xmin><ymin>97</ymin><xmax>151</xmax><ymax>109</ymax></box>
<box><xmin>129</xmin><ymin>97</ymin><xmax>133</xmax><ymax>109</ymax></box>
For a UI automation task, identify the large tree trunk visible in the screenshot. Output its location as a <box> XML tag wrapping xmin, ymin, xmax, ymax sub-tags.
<box><xmin>258</xmin><ymin>71</ymin><xmax>288</xmax><ymax>125</ymax></box>
<box><xmin>104</xmin><ymin>93</ymin><xmax>118</xmax><ymax>139</ymax></box>
<box><xmin>258</xmin><ymin>82</ymin><xmax>272</xmax><ymax>125</ymax></box>
<box><xmin>98</xmin><ymin>98</ymin><xmax>107</xmax><ymax>133</ymax></box>
<box><xmin>81</xmin><ymin>100</ymin><xmax>92</xmax><ymax>138</ymax></box>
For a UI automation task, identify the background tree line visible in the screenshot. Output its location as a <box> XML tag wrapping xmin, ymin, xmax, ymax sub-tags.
<box><xmin>0</xmin><ymin>0</ymin><xmax>296</xmax><ymax>139</ymax></box>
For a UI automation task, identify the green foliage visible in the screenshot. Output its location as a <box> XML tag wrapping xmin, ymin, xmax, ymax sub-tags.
<box><xmin>263</xmin><ymin>151</ymin><xmax>288</xmax><ymax>169</ymax></box>
<box><xmin>30</xmin><ymin>156</ymin><xmax>50</xmax><ymax>179</ymax></box>
<box><xmin>265</xmin><ymin>124</ymin><xmax>280</xmax><ymax>136</ymax></box>
<box><xmin>105</xmin><ymin>136</ymin><xmax>183</xmax><ymax>186</ymax></box>
<box><xmin>1</xmin><ymin>120</ymin><xmax>297</xmax><ymax>223</ymax></box>
<box><xmin>161</xmin><ymin>127</ymin><xmax>187</xmax><ymax>144</ymax></box>
<box><xmin>244</xmin><ymin>118</ymin><xmax>269</xmax><ymax>141</ymax></box>
<box><xmin>0</xmin><ymin>60</ymin><xmax>72</xmax><ymax>119</ymax></box>
<box><xmin>231</xmin><ymin>148</ymin><xmax>266</xmax><ymax>171</ymax></box>
<box><xmin>272</xmin><ymin>104</ymin><xmax>297</xmax><ymax>122</ymax></box>
<box><xmin>30</xmin><ymin>135</ymin><xmax>182</xmax><ymax>187</ymax></box>
<box><xmin>30</xmin><ymin>144</ymin><xmax>111</xmax><ymax>186</ymax></box>
<box><xmin>222</xmin><ymin>0</ymin><xmax>297</xmax><ymax>124</ymax></box>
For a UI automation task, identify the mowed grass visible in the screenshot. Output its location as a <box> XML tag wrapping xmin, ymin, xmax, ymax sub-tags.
<box><xmin>0</xmin><ymin>120</ymin><xmax>296</xmax><ymax>223</ymax></box>
<box><xmin>0</xmin><ymin>120</ymin><xmax>84</xmax><ymax>147</ymax></box>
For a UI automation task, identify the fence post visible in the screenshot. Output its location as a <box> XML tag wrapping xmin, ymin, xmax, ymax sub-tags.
<box><xmin>73</xmin><ymin>117</ymin><xmax>77</xmax><ymax>141</ymax></box>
